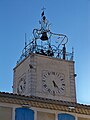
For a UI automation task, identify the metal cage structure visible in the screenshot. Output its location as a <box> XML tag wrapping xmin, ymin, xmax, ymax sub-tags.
<box><xmin>17</xmin><ymin>10</ymin><xmax>74</xmax><ymax>64</ymax></box>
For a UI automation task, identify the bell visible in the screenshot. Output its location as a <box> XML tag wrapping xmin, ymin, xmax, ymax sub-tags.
<box><xmin>40</xmin><ymin>32</ymin><xmax>48</xmax><ymax>41</ymax></box>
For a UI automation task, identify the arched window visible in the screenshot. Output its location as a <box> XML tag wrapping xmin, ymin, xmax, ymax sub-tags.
<box><xmin>15</xmin><ymin>108</ymin><xmax>34</xmax><ymax>120</ymax></box>
<box><xmin>58</xmin><ymin>113</ymin><xmax>75</xmax><ymax>120</ymax></box>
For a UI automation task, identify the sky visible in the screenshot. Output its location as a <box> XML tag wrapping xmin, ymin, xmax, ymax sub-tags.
<box><xmin>0</xmin><ymin>0</ymin><xmax>90</xmax><ymax>105</ymax></box>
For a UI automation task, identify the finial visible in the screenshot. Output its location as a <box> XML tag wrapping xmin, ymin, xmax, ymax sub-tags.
<box><xmin>41</xmin><ymin>6</ymin><xmax>46</xmax><ymax>11</ymax></box>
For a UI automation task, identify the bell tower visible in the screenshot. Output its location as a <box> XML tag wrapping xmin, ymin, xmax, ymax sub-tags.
<box><xmin>13</xmin><ymin>9</ymin><xmax>76</xmax><ymax>102</ymax></box>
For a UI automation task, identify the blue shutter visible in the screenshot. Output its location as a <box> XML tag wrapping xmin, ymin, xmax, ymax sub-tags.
<box><xmin>58</xmin><ymin>113</ymin><xmax>75</xmax><ymax>120</ymax></box>
<box><xmin>15</xmin><ymin>108</ymin><xmax>34</xmax><ymax>120</ymax></box>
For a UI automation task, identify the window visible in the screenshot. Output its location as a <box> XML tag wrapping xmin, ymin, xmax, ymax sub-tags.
<box><xmin>58</xmin><ymin>113</ymin><xmax>75</xmax><ymax>120</ymax></box>
<box><xmin>15</xmin><ymin>108</ymin><xmax>34</xmax><ymax>120</ymax></box>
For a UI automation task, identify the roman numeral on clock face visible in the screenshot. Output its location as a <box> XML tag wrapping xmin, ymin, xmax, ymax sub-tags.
<box><xmin>42</xmin><ymin>70</ymin><xmax>65</xmax><ymax>96</ymax></box>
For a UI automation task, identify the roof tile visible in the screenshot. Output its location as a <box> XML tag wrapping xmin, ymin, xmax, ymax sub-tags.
<box><xmin>0</xmin><ymin>92</ymin><xmax>90</xmax><ymax>115</ymax></box>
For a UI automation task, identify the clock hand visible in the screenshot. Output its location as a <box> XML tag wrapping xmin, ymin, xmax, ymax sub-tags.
<box><xmin>52</xmin><ymin>81</ymin><xmax>58</xmax><ymax>88</ymax></box>
<box><xmin>20</xmin><ymin>85</ymin><xmax>22</xmax><ymax>90</ymax></box>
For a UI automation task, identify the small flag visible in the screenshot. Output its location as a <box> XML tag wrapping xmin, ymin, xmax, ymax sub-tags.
<box><xmin>41</xmin><ymin>11</ymin><xmax>44</xmax><ymax>17</ymax></box>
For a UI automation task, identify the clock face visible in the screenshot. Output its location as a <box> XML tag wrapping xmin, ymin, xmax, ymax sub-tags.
<box><xmin>42</xmin><ymin>70</ymin><xmax>65</xmax><ymax>96</ymax></box>
<box><xmin>17</xmin><ymin>76</ymin><xmax>26</xmax><ymax>94</ymax></box>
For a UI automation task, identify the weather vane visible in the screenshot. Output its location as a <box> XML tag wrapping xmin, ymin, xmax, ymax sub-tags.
<box><xmin>17</xmin><ymin>9</ymin><xmax>74</xmax><ymax>64</ymax></box>
<box><xmin>41</xmin><ymin>6</ymin><xmax>46</xmax><ymax>11</ymax></box>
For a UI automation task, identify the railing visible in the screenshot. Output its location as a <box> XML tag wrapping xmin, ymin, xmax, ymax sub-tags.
<box><xmin>17</xmin><ymin>41</ymin><xmax>74</xmax><ymax>64</ymax></box>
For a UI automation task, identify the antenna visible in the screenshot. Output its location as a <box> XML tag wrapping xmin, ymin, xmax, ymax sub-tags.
<box><xmin>25</xmin><ymin>33</ymin><xmax>27</xmax><ymax>57</ymax></box>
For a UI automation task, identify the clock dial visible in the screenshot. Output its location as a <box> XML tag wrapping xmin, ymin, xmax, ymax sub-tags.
<box><xmin>42</xmin><ymin>70</ymin><xmax>65</xmax><ymax>96</ymax></box>
<box><xmin>17</xmin><ymin>76</ymin><xmax>26</xmax><ymax>94</ymax></box>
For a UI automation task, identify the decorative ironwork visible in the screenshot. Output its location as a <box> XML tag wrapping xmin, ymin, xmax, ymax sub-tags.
<box><xmin>17</xmin><ymin>9</ymin><xmax>74</xmax><ymax>64</ymax></box>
